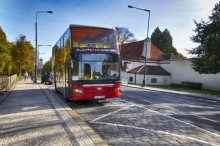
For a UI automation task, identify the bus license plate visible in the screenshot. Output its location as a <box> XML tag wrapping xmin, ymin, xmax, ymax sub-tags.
<box><xmin>94</xmin><ymin>96</ymin><xmax>105</xmax><ymax>99</ymax></box>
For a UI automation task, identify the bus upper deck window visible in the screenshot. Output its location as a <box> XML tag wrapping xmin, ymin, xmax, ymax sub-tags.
<box><xmin>73</xmin><ymin>42</ymin><xmax>79</xmax><ymax>48</ymax></box>
<box><xmin>80</xmin><ymin>43</ymin><xmax>88</xmax><ymax>48</ymax></box>
<box><xmin>96</xmin><ymin>43</ymin><xmax>104</xmax><ymax>48</ymax></box>
<box><xmin>104</xmin><ymin>44</ymin><xmax>111</xmax><ymax>48</ymax></box>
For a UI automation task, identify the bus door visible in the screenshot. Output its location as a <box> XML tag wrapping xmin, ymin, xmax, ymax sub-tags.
<box><xmin>66</xmin><ymin>63</ymin><xmax>72</xmax><ymax>99</ymax></box>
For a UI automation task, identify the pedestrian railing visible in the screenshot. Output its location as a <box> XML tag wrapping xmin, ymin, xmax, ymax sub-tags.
<box><xmin>0</xmin><ymin>74</ymin><xmax>17</xmax><ymax>95</ymax></box>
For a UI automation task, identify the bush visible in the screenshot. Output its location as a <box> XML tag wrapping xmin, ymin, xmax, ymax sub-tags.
<box><xmin>181</xmin><ymin>81</ymin><xmax>202</xmax><ymax>89</ymax></box>
<box><xmin>171</xmin><ymin>84</ymin><xmax>187</xmax><ymax>88</ymax></box>
<box><xmin>16</xmin><ymin>76</ymin><xmax>24</xmax><ymax>81</ymax></box>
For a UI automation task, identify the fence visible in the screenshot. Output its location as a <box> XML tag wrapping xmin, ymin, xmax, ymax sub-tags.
<box><xmin>0</xmin><ymin>74</ymin><xmax>17</xmax><ymax>95</ymax></box>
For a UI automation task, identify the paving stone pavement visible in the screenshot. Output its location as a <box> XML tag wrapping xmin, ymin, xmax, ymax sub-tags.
<box><xmin>74</xmin><ymin>98</ymin><xmax>220</xmax><ymax>146</ymax></box>
<box><xmin>0</xmin><ymin>79</ymin><xmax>105</xmax><ymax>146</ymax></box>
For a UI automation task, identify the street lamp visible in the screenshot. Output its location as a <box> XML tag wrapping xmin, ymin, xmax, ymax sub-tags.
<box><xmin>37</xmin><ymin>45</ymin><xmax>51</xmax><ymax>76</ymax></box>
<box><xmin>38</xmin><ymin>45</ymin><xmax>51</xmax><ymax>64</ymax></box>
<box><xmin>128</xmin><ymin>5</ymin><xmax>150</xmax><ymax>87</ymax></box>
<box><xmin>34</xmin><ymin>11</ymin><xmax>53</xmax><ymax>83</ymax></box>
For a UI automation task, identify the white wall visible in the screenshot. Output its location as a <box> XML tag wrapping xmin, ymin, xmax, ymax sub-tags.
<box><xmin>127</xmin><ymin>73</ymin><xmax>170</xmax><ymax>85</ymax></box>
<box><xmin>121</xmin><ymin>61</ymin><xmax>170</xmax><ymax>86</ymax></box>
<box><xmin>160</xmin><ymin>60</ymin><xmax>220</xmax><ymax>90</ymax></box>
<box><xmin>146</xmin><ymin>75</ymin><xmax>171</xmax><ymax>85</ymax></box>
<box><xmin>121</xmin><ymin>71</ymin><xmax>128</xmax><ymax>85</ymax></box>
<box><xmin>125</xmin><ymin>61</ymin><xmax>159</xmax><ymax>72</ymax></box>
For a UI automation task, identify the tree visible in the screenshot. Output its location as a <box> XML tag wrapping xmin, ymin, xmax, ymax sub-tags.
<box><xmin>151</xmin><ymin>27</ymin><xmax>163</xmax><ymax>51</ymax></box>
<box><xmin>12</xmin><ymin>35</ymin><xmax>35</xmax><ymax>76</ymax></box>
<box><xmin>162</xmin><ymin>29</ymin><xmax>178</xmax><ymax>55</ymax></box>
<box><xmin>188</xmin><ymin>2</ymin><xmax>220</xmax><ymax>74</ymax></box>
<box><xmin>41</xmin><ymin>59</ymin><xmax>52</xmax><ymax>74</ymax></box>
<box><xmin>115</xmin><ymin>26</ymin><xmax>136</xmax><ymax>44</ymax></box>
<box><xmin>151</xmin><ymin>27</ymin><xmax>178</xmax><ymax>56</ymax></box>
<box><xmin>2</xmin><ymin>42</ymin><xmax>14</xmax><ymax>75</ymax></box>
<box><xmin>0</xmin><ymin>27</ymin><xmax>11</xmax><ymax>74</ymax></box>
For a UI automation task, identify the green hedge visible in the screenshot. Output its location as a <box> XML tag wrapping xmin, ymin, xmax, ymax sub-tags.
<box><xmin>16</xmin><ymin>76</ymin><xmax>24</xmax><ymax>81</ymax></box>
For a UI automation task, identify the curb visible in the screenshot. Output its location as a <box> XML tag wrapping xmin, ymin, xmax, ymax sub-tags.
<box><xmin>67</xmin><ymin>109</ymin><xmax>108</xmax><ymax>146</ymax></box>
<box><xmin>42</xmin><ymin>83</ymin><xmax>108</xmax><ymax>146</ymax></box>
<box><xmin>123</xmin><ymin>84</ymin><xmax>220</xmax><ymax>102</ymax></box>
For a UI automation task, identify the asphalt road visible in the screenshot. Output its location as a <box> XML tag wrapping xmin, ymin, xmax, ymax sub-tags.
<box><xmin>51</xmin><ymin>85</ymin><xmax>220</xmax><ymax>146</ymax></box>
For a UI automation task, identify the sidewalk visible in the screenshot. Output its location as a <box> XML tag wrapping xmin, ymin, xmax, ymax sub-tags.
<box><xmin>125</xmin><ymin>84</ymin><xmax>220</xmax><ymax>102</ymax></box>
<box><xmin>0</xmin><ymin>79</ymin><xmax>107</xmax><ymax>146</ymax></box>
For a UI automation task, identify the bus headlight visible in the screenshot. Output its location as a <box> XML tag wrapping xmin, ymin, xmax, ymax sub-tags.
<box><xmin>73</xmin><ymin>89</ymin><xmax>83</xmax><ymax>94</ymax></box>
<box><xmin>115</xmin><ymin>87</ymin><xmax>121</xmax><ymax>92</ymax></box>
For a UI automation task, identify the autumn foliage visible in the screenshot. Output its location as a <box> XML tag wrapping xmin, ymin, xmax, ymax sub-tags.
<box><xmin>0</xmin><ymin>27</ymin><xmax>34</xmax><ymax>76</ymax></box>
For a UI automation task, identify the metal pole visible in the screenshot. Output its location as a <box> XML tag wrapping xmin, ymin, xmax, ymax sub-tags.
<box><xmin>34</xmin><ymin>13</ymin><xmax>38</xmax><ymax>83</ymax></box>
<box><xmin>37</xmin><ymin>45</ymin><xmax>39</xmax><ymax>76</ymax></box>
<box><xmin>128</xmin><ymin>5</ymin><xmax>150</xmax><ymax>87</ymax></box>
<box><xmin>143</xmin><ymin>11</ymin><xmax>150</xmax><ymax>87</ymax></box>
<box><xmin>38</xmin><ymin>45</ymin><xmax>50</xmax><ymax>76</ymax></box>
<box><xmin>34</xmin><ymin>11</ymin><xmax>53</xmax><ymax>83</ymax></box>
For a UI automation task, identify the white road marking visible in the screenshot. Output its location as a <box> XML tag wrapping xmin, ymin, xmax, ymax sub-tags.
<box><xmin>162</xmin><ymin>105</ymin><xmax>219</xmax><ymax>123</ymax></box>
<box><xmin>125</xmin><ymin>94</ymin><xmax>219</xmax><ymax>123</ymax></box>
<box><xmin>212</xmin><ymin>105</ymin><xmax>220</xmax><ymax>108</ymax></box>
<box><xmin>92</xmin><ymin>121</ymin><xmax>218</xmax><ymax>146</ymax></box>
<box><xmin>134</xmin><ymin>104</ymin><xmax>220</xmax><ymax>137</ymax></box>
<box><xmin>143</xmin><ymin>100</ymin><xmax>153</xmax><ymax>104</ymax></box>
<box><xmin>161</xmin><ymin>95</ymin><xmax>192</xmax><ymax>103</ymax></box>
<box><xmin>90</xmin><ymin>105</ymin><xmax>134</xmax><ymax>123</ymax></box>
<box><xmin>93</xmin><ymin>98</ymin><xmax>220</xmax><ymax>138</ymax></box>
<box><xmin>198</xmin><ymin>98</ymin><xmax>218</xmax><ymax>102</ymax></box>
<box><xmin>193</xmin><ymin>115</ymin><xmax>219</xmax><ymax>123</ymax></box>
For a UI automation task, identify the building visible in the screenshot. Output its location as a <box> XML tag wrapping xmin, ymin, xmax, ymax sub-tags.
<box><xmin>120</xmin><ymin>39</ymin><xmax>172</xmax><ymax>85</ymax></box>
<box><xmin>120</xmin><ymin>39</ymin><xmax>220</xmax><ymax>90</ymax></box>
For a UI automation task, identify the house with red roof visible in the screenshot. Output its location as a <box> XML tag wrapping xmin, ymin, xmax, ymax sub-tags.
<box><xmin>120</xmin><ymin>39</ymin><xmax>172</xmax><ymax>85</ymax></box>
<box><xmin>120</xmin><ymin>39</ymin><xmax>220</xmax><ymax>90</ymax></box>
<box><xmin>120</xmin><ymin>39</ymin><xmax>174</xmax><ymax>61</ymax></box>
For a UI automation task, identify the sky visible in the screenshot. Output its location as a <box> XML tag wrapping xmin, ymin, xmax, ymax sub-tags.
<box><xmin>0</xmin><ymin>0</ymin><xmax>219</xmax><ymax>63</ymax></box>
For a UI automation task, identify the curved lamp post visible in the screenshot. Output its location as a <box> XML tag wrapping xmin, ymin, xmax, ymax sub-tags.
<box><xmin>128</xmin><ymin>5</ymin><xmax>150</xmax><ymax>86</ymax></box>
<box><xmin>37</xmin><ymin>45</ymin><xmax>51</xmax><ymax>76</ymax></box>
<box><xmin>34</xmin><ymin>11</ymin><xmax>53</xmax><ymax>83</ymax></box>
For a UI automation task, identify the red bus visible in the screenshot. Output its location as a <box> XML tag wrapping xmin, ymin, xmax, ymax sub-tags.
<box><xmin>52</xmin><ymin>24</ymin><xmax>121</xmax><ymax>101</ymax></box>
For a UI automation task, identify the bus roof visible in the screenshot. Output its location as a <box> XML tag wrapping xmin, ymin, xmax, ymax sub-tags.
<box><xmin>69</xmin><ymin>24</ymin><xmax>114</xmax><ymax>30</ymax></box>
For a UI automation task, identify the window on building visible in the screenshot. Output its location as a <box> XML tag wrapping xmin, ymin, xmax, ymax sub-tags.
<box><xmin>129</xmin><ymin>77</ymin><xmax>133</xmax><ymax>82</ymax></box>
<box><xmin>151</xmin><ymin>78</ymin><xmax>157</xmax><ymax>83</ymax></box>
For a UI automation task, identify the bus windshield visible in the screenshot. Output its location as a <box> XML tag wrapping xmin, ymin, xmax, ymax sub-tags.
<box><xmin>72</xmin><ymin>53</ymin><xmax>120</xmax><ymax>82</ymax></box>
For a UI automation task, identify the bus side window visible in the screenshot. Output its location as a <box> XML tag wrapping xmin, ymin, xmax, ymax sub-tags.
<box><xmin>84</xmin><ymin>63</ymin><xmax>91</xmax><ymax>80</ymax></box>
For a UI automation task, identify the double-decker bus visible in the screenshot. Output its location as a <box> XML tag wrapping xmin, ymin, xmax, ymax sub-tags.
<box><xmin>52</xmin><ymin>24</ymin><xmax>121</xmax><ymax>101</ymax></box>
